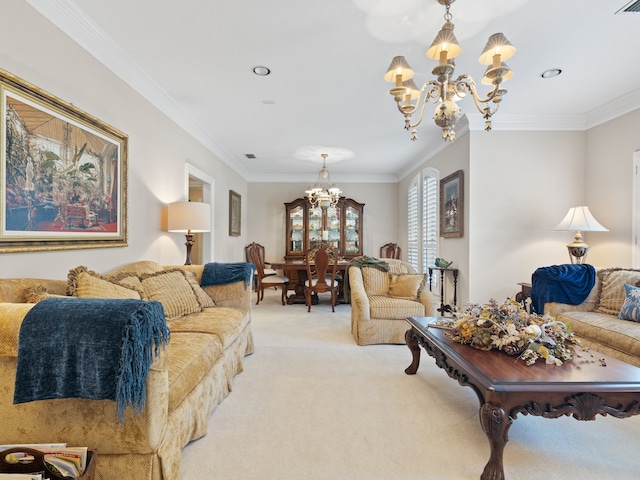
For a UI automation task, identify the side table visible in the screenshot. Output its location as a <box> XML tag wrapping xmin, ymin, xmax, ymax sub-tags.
<box><xmin>427</xmin><ymin>267</ymin><xmax>458</xmax><ymax>315</ymax></box>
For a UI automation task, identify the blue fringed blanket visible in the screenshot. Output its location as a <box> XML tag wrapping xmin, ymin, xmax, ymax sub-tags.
<box><xmin>201</xmin><ymin>262</ymin><xmax>255</xmax><ymax>289</ymax></box>
<box><xmin>14</xmin><ymin>298</ymin><xmax>170</xmax><ymax>423</ymax></box>
<box><xmin>530</xmin><ymin>264</ymin><xmax>596</xmax><ymax>314</ymax></box>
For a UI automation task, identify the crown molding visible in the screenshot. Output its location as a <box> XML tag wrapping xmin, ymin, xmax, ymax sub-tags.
<box><xmin>25</xmin><ymin>0</ymin><xmax>251</xmax><ymax>179</ymax></box>
<box><xmin>246</xmin><ymin>173</ymin><xmax>398</xmax><ymax>184</ymax></box>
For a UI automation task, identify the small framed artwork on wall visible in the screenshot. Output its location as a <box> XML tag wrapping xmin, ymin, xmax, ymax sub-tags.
<box><xmin>440</xmin><ymin>169</ymin><xmax>464</xmax><ymax>238</ymax></box>
<box><xmin>229</xmin><ymin>190</ymin><xmax>241</xmax><ymax>236</ymax></box>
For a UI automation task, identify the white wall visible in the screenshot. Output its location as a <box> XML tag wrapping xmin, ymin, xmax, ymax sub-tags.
<box><xmin>469</xmin><ymin>130</ymin><xmax>586</xmax><ymax>302</ymax></box>
<box><xmin>1</xmin><ymin>0</ymin><xmax>248</xmax><ymax>279</ymax></box>
<box><xmin>585</xmin><ymin>108</ymin><xmax>640</xmax><ymax>268</ymax></box>
<box><xmin>246</xmin><ymin>182</ymin><xmax>398</xmax><ymax>263</ymax></box>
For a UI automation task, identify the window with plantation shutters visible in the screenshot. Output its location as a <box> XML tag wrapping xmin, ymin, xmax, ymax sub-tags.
<box><xmin>407</xmin><ymin>178</ymin><xmax>419</xmax><ymax>271</ymax></box>
<box><xmin>407</xmin><ymin>168</ymin><xmax>439</xmax><ymax>276</ymax></box>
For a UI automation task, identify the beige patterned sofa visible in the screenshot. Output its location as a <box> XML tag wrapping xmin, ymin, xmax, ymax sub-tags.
<box><xmin>349</xmin><ymin>258</ymin><xmax>438</xmax><ymax>345</ymax></box>
<box><xmin>545</xmin><ymin>267</ymin><xmax>640</xmax><ymax>367</ymax></box>
<box><xmin>0</xmin><ymin>260</ymin><xmax>254</xmax><ymax>480</ymax></box>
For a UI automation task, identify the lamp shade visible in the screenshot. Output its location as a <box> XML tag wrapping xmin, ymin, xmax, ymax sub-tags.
<box><xmin>478</xmin><ymin>33</ymin><xmax>516</xmax><ymax>65</ymax></box>
<box><xmin>384</xmin><ymin>55</ymin><xmax>414</xmax><ymax>83</ymax></box>
<box><xmin>426</xmin><ymin>22</ymin><xmax>462</xmax><ymax>61</ymax></box>
<box><xmin>168</xmin><ymin>201</ymin><xmax>211</xmax><ymax>233</ymax></box>
<box><xmin>553</xmin><ymin>206</ymin><xmax>608</xmax><ymax>232</ymax></box>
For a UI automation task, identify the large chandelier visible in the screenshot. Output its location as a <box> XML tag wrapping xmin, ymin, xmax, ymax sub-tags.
<box><xmin>305</xmin><ymin>153</ymin><xmax>341</xmax><ymax>209</ymax></box>
<box><xmin>384</xmin><ymin>0</ymin><xmax>516</xmax><ymax>142</ymax></box>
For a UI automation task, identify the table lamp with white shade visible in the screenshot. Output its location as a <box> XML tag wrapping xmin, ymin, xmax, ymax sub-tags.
<box><xmin>168</xmin><ymin>201</ymin><xmax>211</xmax><ymax>265</ymax></box>
<box><xmin>553</xmin><ymin>206</ymin><xmax>608</xmax><ymax>264</ymax></box>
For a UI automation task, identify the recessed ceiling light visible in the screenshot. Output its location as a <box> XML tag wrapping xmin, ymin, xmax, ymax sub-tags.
<box><xmin>540</xmin><ymin>68</ymin><xmax>562</xmax><ymax>79</ymax></box>
<box><xmin>252</xmin><ymin>66</ymin><xmax>271</xmax><ymax>76</ymax></box>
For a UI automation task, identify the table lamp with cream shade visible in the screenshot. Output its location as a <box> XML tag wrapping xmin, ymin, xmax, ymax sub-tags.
<box><xmin>168</xmin><ymin>201</ymin><xmax>211</xmax><ymax>265</ymax></box>
<box><xmin>553</xmin><ymin>206</ymin><xmax>608</xmax><ymax>264</ymax></box>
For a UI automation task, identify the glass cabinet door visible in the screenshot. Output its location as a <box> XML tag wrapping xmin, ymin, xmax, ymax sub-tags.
<box><xmin>288</xmin><ymin>204</ymin><xmax>305</xmax><ymax>255</ymax></box>
<box><xmin>308</xmin><ymin>206</ymin><xmax>323</xmax><ymax>249</ymax></box>
<box><xmin>344</xmin><ymin>204</ymin><xmax>361</xmax><ymax>256</ymax></box>
<box><xmin>326</xmin><ymin>206</ymin><xmax>340</xmax><ymax>251</ymax></box>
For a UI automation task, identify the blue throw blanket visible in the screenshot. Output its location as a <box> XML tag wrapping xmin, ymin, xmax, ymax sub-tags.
<box><xmin>201</xmin><ymin>262</ymin><xmax>255</xmax><ymax>289</ymax></box>
<box><xmin>530</xmin><ymin>264</ymin><xmax>596</xmax><ymax>314</ymax></box>
<box><xmin>14</xmin><ymin>298</ymin><xmax>170</xmax><ymax>423</ymax></box>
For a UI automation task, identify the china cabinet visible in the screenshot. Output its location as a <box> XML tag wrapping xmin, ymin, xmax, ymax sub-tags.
<box><xmin>284</xmin><ymin>197</ymin><xmax>364</xmax><ymax>260</ymax></box>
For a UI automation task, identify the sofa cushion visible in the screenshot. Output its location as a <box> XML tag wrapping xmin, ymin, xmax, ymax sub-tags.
<box><xmin>167</xmin><ymin>307</ymin><xmax>249</xmax><ymax>350</ymax></box>
<box><xmin>105</xmin><ymin>260</ymin><xmax>165</xmax><ymax>277</ymax></box>
<box><xmin>369</xmin><ymin>295</ymin><xmax>426</xmax><ymax>320</ymax></box>
<box><xmin>139</xmin><ymin>270</ymin><xmax>202</xmax><ymax>319</ymax></box>
<box><xmin>166</xmin><ymin>332</ymin><xmax>223</xmax><ymax>413</ymax></box>
<box><xmin>68</xmin><ymin>267</ymin><xmax>142</xmax><ymax>299</ymax></box>
<box><xmin>558</xmin><ymin>310</ymin><xmax>640</xmax><ymax>359</ymax></box>
<box><xmin>595</xmin><ymin>268</ymin><xmax>640</xmax><ymax>315</ymax></box>
<box><xmin>388</xmin><ymin>274</ymin><xmax>426</xmax><ymax>300</ymax></box>
<box><xmin>361</xmin><ymin>268</ymin><xmax>390</xmax><ymax>296</ymax></box>
<box><xmin>618</xmin><ymin>283</ymin><xmax>640</xmax><ymax>322</ymax></box>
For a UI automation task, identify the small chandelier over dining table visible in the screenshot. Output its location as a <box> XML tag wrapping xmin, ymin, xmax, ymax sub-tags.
<box><xmin>384</xmin><ymin>0</ymin><xmax>516</xmax><ymax>142</ymax></box>
<box><xmin>305</xmin><ymin>153</ymin><xmax>341</xmax><ymax>210</ymax></box>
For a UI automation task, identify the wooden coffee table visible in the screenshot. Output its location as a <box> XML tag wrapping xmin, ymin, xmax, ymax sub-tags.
<box><xmin>405</xmin><ymin>316</ymin><xmax>640</xmax><ymax>480</ymax></box>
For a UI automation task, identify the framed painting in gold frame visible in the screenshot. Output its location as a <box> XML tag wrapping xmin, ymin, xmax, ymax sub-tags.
<box><xmin>440</xmin><ymin>169</ymin><xmax>464</xmax><ymax>238</ymax></box>
<box><xmin>229</xmin><ymin>190</ymin><xmax>241</xmax><ymax>236</ymax></box>
<box><xmin>0</xmin><ymin>68</ymin><xmax>128</xmax><ymax>253</ymax></box>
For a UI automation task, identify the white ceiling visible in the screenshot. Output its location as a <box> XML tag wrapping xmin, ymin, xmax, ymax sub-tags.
<box><xmin>26</xmin><ymin>0</ymin><xmax>640</xmax><ymax>183</ymax></box>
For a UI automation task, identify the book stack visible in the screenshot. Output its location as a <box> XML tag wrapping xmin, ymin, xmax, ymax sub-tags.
<box><xmin>0</xmin><ymin>444</ymin><xmax>92</xmax><ymax>480</ymax></box>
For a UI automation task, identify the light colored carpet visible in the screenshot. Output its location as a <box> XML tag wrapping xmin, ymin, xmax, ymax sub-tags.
<box><xmin>181</xmin><ymin>289</ymin><xmax>640</xmax><ymax>479</ymax></box>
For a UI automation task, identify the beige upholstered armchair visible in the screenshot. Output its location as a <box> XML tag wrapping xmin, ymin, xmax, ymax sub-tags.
<box><xmin>348</xmin><ymin>258</ymin><xmax>438</xmax><ymax>345</ymax></box>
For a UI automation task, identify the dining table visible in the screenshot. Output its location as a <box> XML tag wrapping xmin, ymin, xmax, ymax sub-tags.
<box><xmin>269</xmin><ymin>259</ymin><xmax>350</xmax><ymax>305</ymax></box>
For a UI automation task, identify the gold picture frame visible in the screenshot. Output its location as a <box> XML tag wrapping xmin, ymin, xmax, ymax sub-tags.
<box><xmin>229</xmin><ymin>190</ymin><xmax>241</xmax><ymax>236</ymax></box>
<box><xmin>440</xmin><ymin>169</ymin><xmax>464</xmax><ymax>238</ymax></box>
<box><xmin>0</xmin><ymin>68</ymin><xmax>128</xmax><ymax>253</ymax></box>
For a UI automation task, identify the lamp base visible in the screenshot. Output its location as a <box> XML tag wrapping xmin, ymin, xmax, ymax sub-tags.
<box><xmin>567</xmin><ymin>245</ymin><xmax>588</xmax><ymax>264</ymax></box>
<box><xmin>184</xmin><ymin>234</ymin><xmax>195</xmax><ymax>265</ymax></box>
<box><xmin>566</xmin><ymin>230</ymin><xmax>588</xmax><ymax>264</ymax></box>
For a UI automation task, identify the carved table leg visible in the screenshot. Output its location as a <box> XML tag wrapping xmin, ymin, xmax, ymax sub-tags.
<box><xmin>479</xmin><ymin>402</ymin><xmax>512</xmax><ymax>480</ymax></box>
<box><xmin>404</xmin><ymin>328</ymin><xmax>421</xmax><ymax>375</ymax></box>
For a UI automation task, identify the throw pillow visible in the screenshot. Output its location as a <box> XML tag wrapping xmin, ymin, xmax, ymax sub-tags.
<box><xmin>618</xmin><ymin>283</ymin><xmax>640</xmax><ymax>322</ymax></box>
<box><xmin>388</xmin><ymin>273</ymin><xmax>426</xmax><ymax>299</ymax></box>
<box><xmin>361</xmin><ymin>267</ymin><xmax>390</xmax><ymax>296</ymax></box>
<box><xmin>139</xmin><ymin>269</ymin><xmax>202</xmax><ymax>319</ymax></box>
<box><xmin>67</xmin><ymin>266</ymin><xmax>142</xmax><ymax>299</ymax></box>
<box><xmin>595</xmin><ymin>268</ymin><xmax>640</xmax><ymax>315</ymax></box>
<box><xmin>179</xmin><ymin>269</ymin><xmax>216</xmax><ymax>308</ymax></box>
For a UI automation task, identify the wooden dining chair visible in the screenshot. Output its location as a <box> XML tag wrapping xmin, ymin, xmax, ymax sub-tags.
<box><xmin>304</xmin><ymin>242</ymin><xmax>339</xmax><ymax>312</ymax></box>
<box><xmin>245</xmin><ymin>242</ymin><xmax>276</xmax><ymax>290</ymax></box>
<box><xmin>380</xmin><ymin>242</ymin><xmax>401</xmax><ymax>259</ymax></box>
<box><xmin>251</xmin><ymin>245</ymin><xmax>289</xmax><ymax>305</ymax></box>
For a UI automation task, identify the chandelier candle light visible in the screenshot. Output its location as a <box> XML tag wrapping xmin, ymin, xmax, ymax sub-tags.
<box><xmin>305</xmin><ymin>153</ymin><xmax>342</xmax><ymax>210</ymax></box>
<box><xmin>384</xmin><ymin>0</ymin><xmax>516</xmax><ymax>141</ymax></box>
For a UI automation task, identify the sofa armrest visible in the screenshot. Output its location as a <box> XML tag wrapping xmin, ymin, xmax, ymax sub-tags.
<box><xmin>164</xmin><ymin>264</ymin><xmax>253</xmax><ymax>313</ymax></box>
<box><xmin>0</xmin><ymin>303</ymin><xmax>35</xmax><ymax>357</ymax></box>
<box><xmin>545</xmin><ymin>300</ymin><xmax>595</xmax><ymax>317</ymax></box>
<box><xmin>348</xmin><ymin>268</ymin><xmax>371</xmax><ymax>322</ymax></box>
<box><xmin>419</xmin><ymin>289</ymin><xmax>439</xmax><ymax>317</ymax></box>
<box><xmin>202</xmin><ymin>280</ymin><xmax>253</xmax><ymax>312</ymax></box>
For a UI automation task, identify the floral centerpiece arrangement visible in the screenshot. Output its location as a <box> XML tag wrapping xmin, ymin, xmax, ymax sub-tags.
<box><xmin>446</xmin><ymin>299</ymin><xmax>581</xmax><ymax>366</ymax></box>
